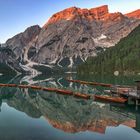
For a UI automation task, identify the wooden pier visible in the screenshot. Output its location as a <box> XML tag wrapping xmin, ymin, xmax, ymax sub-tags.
<box><xmin>110</xmin><ymin>85</ymin><xmax>140</xmax><ymax>106</ymax></box>
<box><xmin>67</xmin><ymin>79</ymin><xmax>140</xmax><ymax>105</ymax></box>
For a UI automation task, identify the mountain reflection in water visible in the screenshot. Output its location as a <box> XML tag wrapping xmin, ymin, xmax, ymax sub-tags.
<box><xmin>0</xmin><ymin>74</ymin><xmax>140</xmax><ymax>140</ymax></box>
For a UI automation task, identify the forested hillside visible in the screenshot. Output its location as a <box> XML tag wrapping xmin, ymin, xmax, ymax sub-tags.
<box><xmin>78</xmin><ymin>25</ymin><xmax>140</xmax><ymax>74</ymax></box>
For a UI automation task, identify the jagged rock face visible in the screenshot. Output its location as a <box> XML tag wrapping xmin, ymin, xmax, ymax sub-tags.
<box><xmin>32</xmin><ymin>19</ymin><xmax>96</xmax><ymax>66</ymax></box>
<box><xmin>6</xmin><ymin>25</ymin><xmax>41</xmax><ymax>58</ymax></box>
<box><xmin>1</xmin><ymin>25</ymin><xmax>42</xmax><ymax>73</ymax></box>
<box><xmin>1</xmin><ymin>5</ymin><xmax>140</xmax><ymax>73</ymax></box>
<box><xmin>125</xmin><ymin>9</ymin><xmax>140</xmax><ymax>19</ymax></box>
<box><xmin>0</xmin><ymin>47</ymin><xmax>24</xmax><ymax>72</ymax></box>
<box><xmin>43</xmin><ymin>5</ymin><xmax>109</xmax><ymax>26</ymax></box>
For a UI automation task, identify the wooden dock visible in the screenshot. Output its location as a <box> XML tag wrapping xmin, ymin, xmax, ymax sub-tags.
<box><xmin>111</xmin><ymin>87</ymin><xmax>140</xmax><ymax>99</ymax></box>
<box><xmin>67</xmin><ymin>79</ymin><xmax>140</xmax><ymax>105</ymax></box>
<box><xmin>120</xmin><ymin>90</ymin><xmax>140</xmax><ymax>99</ymax></box>
<box><xmin>110</xmin><ymin>86</ymin><xmax>140</xmax><ymax>106</ymax></box>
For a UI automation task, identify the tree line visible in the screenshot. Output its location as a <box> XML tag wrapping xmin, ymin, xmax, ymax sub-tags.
<box><xmin>77</xmin><ymin>25</ymin><xmax>140</xmax><ymax>75</ymax></box>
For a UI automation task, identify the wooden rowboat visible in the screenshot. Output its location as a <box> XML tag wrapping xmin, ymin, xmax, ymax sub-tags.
<box><xmin>74</xmin><ymin>92</ymin><xmax>91</xmax><ymax>99</ymax></box>
<box><xmin>0</xmin><ymin>83</ymin><xmax>91</xmax><ymax>100</ymax></box>
<box><xmin>6</xmin><ymin>84</ymin><xmax>17</xmax><ymax>87</ymax></box>
<box><xmin>42</xmin><ymin>88</ymin><xmax>73</xmax><ymax>95</ymax></box>
<box><xmin>0</xmin><ymin>83</ymin><xmax>7</xmax><ymax>86</ymax></box>
<box><xmin>56</xmin><ymin>89</ymin><xmax>73</xmax><ymax>95</ymax></box>
<box><xmin>42</xmin><ymin>87</ymin><xmax>57</xmax><ymax>92</ymax></box>
<box><xmin>94</xmin><ymin>95</ymin><xmax>127</xmax><ymax>103</ymax></box>
<box><xmin>0</xmin><ymin>83</ymin><xmax>17</xmax><ymax>87</ymax></box>
<box><xmin>30</xmin><ymin>85</ymin><xmax>42</xmax><ymax>90</ymax></box>
<box><xmin>67</xmin><ymin>79</ymin><xmax>112</xmax><ymax>87</ymax></box>
<box><xmin>18</xmin><ymin>85</ymin><xmax>31</xmax><ymax>88</ymax></box>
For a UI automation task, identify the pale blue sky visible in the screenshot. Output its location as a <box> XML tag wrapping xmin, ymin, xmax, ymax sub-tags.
<box><xmin>0</xmin><ymin>0</ymin><xmax>140</xmax><ymax>43</ymax></box>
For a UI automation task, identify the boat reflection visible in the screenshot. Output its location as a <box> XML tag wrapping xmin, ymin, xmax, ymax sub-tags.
<box><xmin>0</xmin><ymin>74</ymin><xmax>140</xmax><ymax>135</ymax></box>
<box><xmin>0</xmin><ymin>86</ymin><xmax>139</xmax><ymax>134</ymax></box>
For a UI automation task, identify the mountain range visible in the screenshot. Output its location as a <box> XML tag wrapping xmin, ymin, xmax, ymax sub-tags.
<box><xmin>0</xmin><ymin>5</ymin><xmax>140</xmax><ymax>74</ymax></box>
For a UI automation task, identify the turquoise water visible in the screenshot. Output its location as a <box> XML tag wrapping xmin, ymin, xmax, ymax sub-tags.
<box><xmin>0</xmin><ymin>74</ymin><xmax>140</xmax><ymax>140</ymax></box>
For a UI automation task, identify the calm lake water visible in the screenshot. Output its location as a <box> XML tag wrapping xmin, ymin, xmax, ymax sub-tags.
<box><xmin>0</xmin><ymin>73</ymin><xmax>140</xmax><ymax>140</ymax></box>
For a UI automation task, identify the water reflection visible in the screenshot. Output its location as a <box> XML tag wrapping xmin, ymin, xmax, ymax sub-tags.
<box><xmin>0</xmin><ymin>74</ymin><xmax>140</xmax><ymax>139</ymax></box>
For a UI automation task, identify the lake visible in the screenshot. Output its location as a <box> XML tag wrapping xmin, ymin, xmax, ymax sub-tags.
<box><xmin>0</xmin><ymin>73</ymin><xmax>140</xmax><ymax>140</ymax></box>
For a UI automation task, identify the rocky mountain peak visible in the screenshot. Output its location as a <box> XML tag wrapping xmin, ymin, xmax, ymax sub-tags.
<box><xmin>6</xmin><ymin>25</ymin><xmax>41</xmax><ymax>47</ymax></box>
<box><xmin>105</xmin><ymin>12</ymin><xmax>126</xmax><ymax>21</ymax></box>
<box><xmin>125</xmin><ymin>9</ymin><xmax>140</xmax><ymax>19</ymax></box>
<box><xmin>44</xmin><ymin>5</ymin><xmax>129</xmax><ymax>27</ymax></box>
<box><xmin>44</xmin><ymin>5</ymin><xmax>110</xmax><ymax>26</ymax></box>
<box><xmin>89</xmin><ymin>5</ymin><xmax>109</xmax><ymax>19</ymax></box>
<box><xmin>45</xmin><ymin>7</ymin><xmax>81</xmax><ymax>25</ymax></box>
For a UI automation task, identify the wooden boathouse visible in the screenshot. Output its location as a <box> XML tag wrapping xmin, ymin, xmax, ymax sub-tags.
<box><xmin>111</xmin><ymin>81</ymin><xmax>140</xmax><ymax>106</ymax></box>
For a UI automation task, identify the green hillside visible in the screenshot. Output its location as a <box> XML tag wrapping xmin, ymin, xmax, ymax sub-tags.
<box><xmin>78</xmin><ymin>25</ymin><xmax>140</xmax><ymax>75</ymax></box>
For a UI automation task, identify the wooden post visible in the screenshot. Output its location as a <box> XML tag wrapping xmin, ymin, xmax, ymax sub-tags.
<box><xmin>136</xmin><ymin>113</ymin><xmax>140</xmax><ymax>133</ymax></box>
<box><xmin>136</xmin><ymin>99</ymin><xmax>138</xmax><ymax>105</ymax></box>
<box><xmin>135</xmin><ymin>99</ymin><xmax>140</xmax><ymax>110</ymax></box>
<box><xmin>135</xmin><ymin>81</ymin><xmax>140</xmax><ymax>96</ymax></box>
<box><xmin>128</xmin><ymin>97</ymin><xmax>135</xmax><ymax>105</ymax></box>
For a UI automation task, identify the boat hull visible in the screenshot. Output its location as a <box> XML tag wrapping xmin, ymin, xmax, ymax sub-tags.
<box><xmin>94</xmin><ymin>95</ymin><xmax>127</xmax><ymax>103</ymax></box>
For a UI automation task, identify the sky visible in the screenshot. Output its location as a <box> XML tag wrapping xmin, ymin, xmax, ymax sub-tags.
<box><xmin>0</xmin><ymin>0</ymin><xmax>140</xmax><ymax>43</ymax></box>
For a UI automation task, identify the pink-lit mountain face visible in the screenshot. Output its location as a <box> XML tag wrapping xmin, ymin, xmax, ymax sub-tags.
<box><xmin>2</xmin><ymin>5</ymin><xmax>140</xmax><ymax>73</ymax></box>
<box><xmin>45</xmin><ymin>5</ymin><xmax>140</xmax><ymax>26</ymax></box>
<box><xmin>44</xmin><ymin>5</ymin><xmax>109</xmax><ymax>26</ymax></box>
<box><xmin>125</xmin><ymin>9</ymin><xmax>140</xmax><ymax>19</ymax></box>
<box><xmin>44</xmin><ymin>5</ymin><xmax>128</xmax><ymax>26</ymax></box>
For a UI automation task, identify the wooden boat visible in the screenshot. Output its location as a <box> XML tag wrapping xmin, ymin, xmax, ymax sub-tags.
<box><xmin>73</xmin><ymin>92</ymin><xmax>91</xmax><ymax>99</ymax></box>
<box><xmin>67</xmin><ymin>79</ymin><xmax>112</xmax><ymax>87</ymax></box>
<box><xmin>0</xmin><ymin>82</ymin><xmax>91</xmax><ymax>100</ymax></box>
<box><xmin>56</xmin><ymin>89</ymin><xmax>73</xmax><ymax>95</ymax></box>
<box><xmin>7</xmin><ymin>84</ymin><xmax>18</xmax><ymax>87</ymax></box>
<box><xmin>94</xmin><ymin>95</ymin><xmax>127</xmax><ymax>103</ymax></box>
<box><xmin>18</xmin><ymin>85</ymin><xmax>31</xmax><ymax>88</ymax></box>
<box><xmin>0</xmin><ymin>83</ymin><xmax>17</xmax><ymax>87</ymax></box>
<box><xmin>67</xmin><ymin>79</ymin><xmax>81</xmax><ymax>83</ymax></box>
<box><xmin>30</xmin><ymin>85</ymin><xmax>42</xmax><ymax>90</ymax></box>
<box><xmin>42</xmin><ymin>87</ymin><xmax>57</xmax><ymax>92</ymax></box>
<box><xmin>0</xmin><ymin>83</ymin><xmax>6</xmax><ymax>86</ymax></box>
